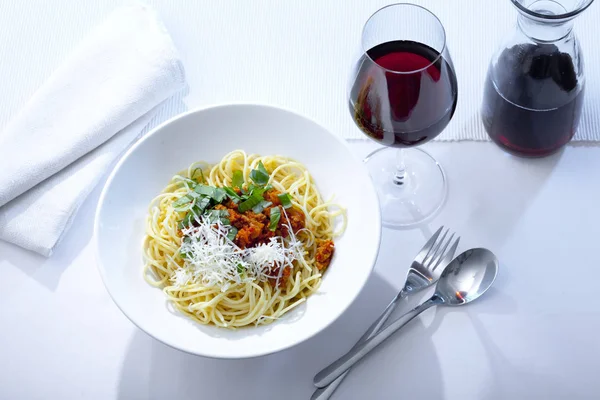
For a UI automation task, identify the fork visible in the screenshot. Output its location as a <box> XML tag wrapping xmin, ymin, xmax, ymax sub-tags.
<box><xmin>311</xmin><ymin>227</ymin><xmax>459</xmax><ymax>399</ymax></box>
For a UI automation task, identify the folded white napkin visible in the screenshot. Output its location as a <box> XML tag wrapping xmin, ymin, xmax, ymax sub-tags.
<box><xmin>0</xmin><ymin>3</ymin><xmax>186</xmax><ymax>256</ymax></box>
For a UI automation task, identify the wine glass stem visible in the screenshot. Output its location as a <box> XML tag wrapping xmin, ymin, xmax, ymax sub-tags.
<box><xmin>393</xmin><ymin>149</ymin><xmax>406</xmax><ymax>186</ymax></box>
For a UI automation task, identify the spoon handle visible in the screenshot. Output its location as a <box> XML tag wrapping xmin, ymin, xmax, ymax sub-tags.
<box><xmin>313</xmin><ymin>296</ymin><xmax>441</xmax><ymax>388</ymax></box>
<box><xmin>311</xmin><ymin>289</ymin><xmax>409</xmax><ymax>400</ymax></box>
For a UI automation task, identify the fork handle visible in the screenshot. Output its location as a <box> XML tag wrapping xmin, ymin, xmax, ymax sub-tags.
<box><xmin>311</xmin><ymin>289</ymin><xmax>408</xmax><ymax>400</ymax></box>
<box><xmin>314</xmin><ymin>296</ymin><xmax>441</xmax><ymax>388</ymax></box>
<box><xmin>354</xmin><ymin>288</ymin><xmax>409</xmax><ymax>346</ymax></box>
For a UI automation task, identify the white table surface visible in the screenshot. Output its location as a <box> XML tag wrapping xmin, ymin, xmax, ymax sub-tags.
<box><xmin>2</xmin><ymin>1</ymin><xmax>600</xmax><ymax>400</ymax></box>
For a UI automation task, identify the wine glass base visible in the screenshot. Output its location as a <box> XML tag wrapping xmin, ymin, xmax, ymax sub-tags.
<box><xmin>364</xmin><ymin>147</ymin><xmax>447</xmax><ymax>228</ymax></box>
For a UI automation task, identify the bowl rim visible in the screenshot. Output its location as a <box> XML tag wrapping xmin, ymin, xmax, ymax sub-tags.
<box><xmin>93</xmin><ymin>102</ymin><xmax>382</xmax><ymax>359</ymax></box>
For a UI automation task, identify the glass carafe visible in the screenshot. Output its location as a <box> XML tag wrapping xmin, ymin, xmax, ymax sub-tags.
<box><xmin>482</xmin><ymin>0</ymin><xmax>593</xmax><ymax>157</ymax></box>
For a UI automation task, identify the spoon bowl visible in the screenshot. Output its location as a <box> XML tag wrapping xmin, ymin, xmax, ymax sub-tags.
<box><xmin>436</xmin><ymin>248</ymin><xmax>499</xmax><ymax>306</ymax></box>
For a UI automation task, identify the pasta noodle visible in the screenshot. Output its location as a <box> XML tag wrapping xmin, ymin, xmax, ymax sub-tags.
<box><xmin>143</xmin><ymin>150</ymin><xmax>346</xmax><ymax>328</ymax></box>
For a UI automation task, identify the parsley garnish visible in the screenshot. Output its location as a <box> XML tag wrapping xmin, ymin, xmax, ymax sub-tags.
<box><xmin>238</xmin><ymin>187</ymin><xmax>267</xmax><ymax>212</ymax></box>
<box><xmin>278</xmin><ymin>193</ymin><xmax>293</xmax><ymax>209</ymax></box>
<box><xmin>252</xmin><ymin>200</ymin><xmax>273</xmax><ymax>214</ymax></box>
<box><xmin>178</xmin><ymin>211</ymin><xmax>194</xmax><ymax>229</ymax></box>
<box><xmin>269</xmin><ymin>207</ymin><xmax>281</xmax><ymax>231</ymax></box>
<box><xmin>223</xmin><ymin>187</ymin><xmax>241</xmax><ymax>203</ymax></box>
<box><xmin>191</xmin><ymin>168</ymin><xmax>206</xmax><ymax>183</ymax></box>
<box><xmin>227</xmin><ymin>227</ymin><xmax>238</xmax><ymax>241</ymax></box>
<box><xmin>232</xmin><ymin>170</ymin><xmax>244</xmax><ymax>190</ymax></box>
<box><xmin>250</xmin><ymin>161</ymin><xmax>269</xmax><ymax>186</ymax></box>
<box><xmin>174</xmin><ymin>162</ymin><xmax>294</xmax><ymax>235</ymax></box>
<box><xmin>192</xmin><ymin>196</ymin><xmax>211</xmax><ymax>214</ymax></box>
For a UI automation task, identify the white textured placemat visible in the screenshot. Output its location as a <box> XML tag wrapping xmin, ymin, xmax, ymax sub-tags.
<box><xmin>1</xmin><ymin>0</ymin><xmax>599</xmax><ymax>141</ymax></box>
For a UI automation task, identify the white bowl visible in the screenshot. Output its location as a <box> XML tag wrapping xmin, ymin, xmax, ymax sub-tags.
<box><xmin>94</xmin><ymin>104</ymin><xmax>381</xmax><ymax>358</ymax></box>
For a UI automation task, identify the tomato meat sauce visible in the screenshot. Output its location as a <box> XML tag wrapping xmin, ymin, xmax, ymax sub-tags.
<box><xmin>215</xmin><ymin>189</ymin><xmax>334</xmax><ymax>287</ymax></box>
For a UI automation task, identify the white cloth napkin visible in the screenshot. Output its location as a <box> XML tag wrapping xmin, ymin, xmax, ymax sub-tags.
<box><xmin>0</xmin><ymin>3</ymin><xmax>186</xmax><ymax>256</ymax></box>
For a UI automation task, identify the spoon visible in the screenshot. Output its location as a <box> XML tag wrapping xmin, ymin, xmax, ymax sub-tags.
<box><xmin>313</xmin><ymin>248</ymin><xmax>499</xmax><ymax>388</ymax></box>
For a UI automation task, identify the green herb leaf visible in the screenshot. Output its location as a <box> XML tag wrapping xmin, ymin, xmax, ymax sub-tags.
<box><xmin>177</xmin><ymin>176</ymin><xmax>198</xmax><ymax>188</ymax></box>
<box><xmin>211</xmin><ymin>209</ymin><xmax>229</xmax><ymax>218</ymax></box>
<box><xmin>232</xmin><ymin>170</ymin><xmax>244</xmax><ymax>190</ymax></box>
<box><xmin>173</xmin><ymin>194</ymin><xmax>192</xmax><ymax>207</ymax></box>
<box><xmin>178</xmin><ymin>211</ymin><xmax>194</xmax><ymax>229</ymax></box>
<box><xmin>227</xmin><ymin>227</ymin><xmax>238</xmax><ymax>241</ymax></box>
<box><xmin>193</xmin><ymin>184</ymin><xmax>227</xmax><ymax>203</ymax></box>
<box><xmin>179</xmin><ymin>237</ymin><xmax>192</xmax><ymax>259</ymax></box>
<box><xmin>223</xmin><ymin>187</ymin><xmax>241</xmax><ymax>203</ymax></box>
<box><xmin>173</xmin><ymin>203</ymin><xmax>194</xmax><ymax>212</ymax></box>
<box><xmin>257</xmin><ymin>161</ymin><xmax>268</xmax><ymax>175</ymax></box>
<box><xmin>191</xmin><ymin>168</ymin><xmax>206</xmax><ymax>183</ymax></box>
<box><xmin>187</xmin><ymin>191</ymin><xmax>201</xmax><ymax>199</ymax></box>
<box><xmin>238</xmin><ymin>187</ymin><xmax>267</xmax><ymax>212</ymax></box>
<box><xmin>237</xmin><ymin>263</ymin><xmax>245</xmax><ymax>274</ymax></box>
<box><xmin>194</xmin><ymin>184</ymin><xmax>215</xmax><ymax>197</ymax></box>
<box><xmin>173</xmin><ymin>195</ymin><xmax>193</xmax><ymax>212</ymax></box>
<box><xmin>206</xmin><ymin>209</ymin><xmax>230</xmax><ymax>225</ymax></box>
<box><xmin>278</xmin><ymin>193</ymin><xmax>293</xmax><ymax>209</ymax></box>
<box><xmin>250</xmin><ymin>161</ymin><xmax>269</xmax><ymax>186</ymax></box>
<box><xmin>242</xmin><ymin>182</ymin><xmax>256</xmax><ymax>196</ymax></box>
<box><xmin>269</xmin><ymin>207</ymin><xmax>281</xmax><ymax>231</ymax></box>
<box><xmin>213</xmin><ymin>187</ymin><xmax>227</xmax><ymax>203</ymax></box>
<box><xmin>194</xmin><ymin>196</ymin><xmax>212</xmax><ymax>213</ymax></box>
<box><xmin>252</xmin><ymin>200</ymin><xmax>273</xmax><ymax>214</ymax></box>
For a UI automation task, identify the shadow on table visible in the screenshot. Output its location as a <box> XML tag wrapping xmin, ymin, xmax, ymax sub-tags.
<box><xmin>435</xmin><ymin>142</ymin><xmax>564</xmax><ymax>250</ymax></box>
<box><xmin>449</xmin><ymin>266</ymin><xmax>589</xmax><ymax>400</ymax></box>
<box><xmin>469</xmin><ymin>313</ymin><xmax>579</xmax><ymax>400</ymax></box>
<box><xmin>0</xmin><ymin>92</ymin><xmax>189</xmax><ymax>291</ymax></box>
<box><xmin>116</xmin><ymin>271</ymin><xmax>445</xmax><ymax>400</ymax></box>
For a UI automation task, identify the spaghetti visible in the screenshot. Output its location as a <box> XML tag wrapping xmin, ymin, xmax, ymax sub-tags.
<box><xmin>143</xmin><ymin>150</ymin><xmax>346</xmax><ymax>328</ymax></box>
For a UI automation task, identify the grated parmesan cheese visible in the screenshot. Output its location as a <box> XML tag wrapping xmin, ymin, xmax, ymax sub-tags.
<box><xmin>175</xmin><ymin>216</ymin><xmax>304</xmax><ymax>291</ymax></box>
<box><xmin>171</xmin><ymin>268</ymin><xmax>192</xmax><ymax>287</ymax></box>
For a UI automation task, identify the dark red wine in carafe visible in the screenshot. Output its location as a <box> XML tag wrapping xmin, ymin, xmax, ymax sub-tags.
<box><xmin>349</xmin><ymin>40</ymin><xmax>458</xmax><ymax>147</ymax></box>
<box><xmin>482</xmin><ymin>43</ymin><xmax>584</xmax><ymax>157</ymax></box>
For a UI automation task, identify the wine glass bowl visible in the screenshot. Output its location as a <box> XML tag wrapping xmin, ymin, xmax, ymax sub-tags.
<box><xmin>348</xmin><ymin>4</ymin><xmax>457</xmax><ymax>228</ymax></box>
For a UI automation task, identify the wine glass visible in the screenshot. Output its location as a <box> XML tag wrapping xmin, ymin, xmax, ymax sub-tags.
<box><xmin>349</xmin><ymin>3</ymin><xmax>457</xmax><ymax>228</ymax></box>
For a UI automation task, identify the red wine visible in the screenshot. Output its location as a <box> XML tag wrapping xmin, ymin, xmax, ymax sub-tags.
<box><xmin>482</xmin><ymin>44</ymin><xmax>584</xmax><ymax>157</ymax></box>
<box><xmin>350</xmin><ymin>40</ymin><xmax>458</xmax><ymax>147</ymax></box>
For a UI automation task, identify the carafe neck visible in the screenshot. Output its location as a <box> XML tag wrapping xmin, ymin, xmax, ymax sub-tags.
<box><xmin>517</xmin><ymin>14</ymin><xmax>573</xmax><ymax>42</ymax></box>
